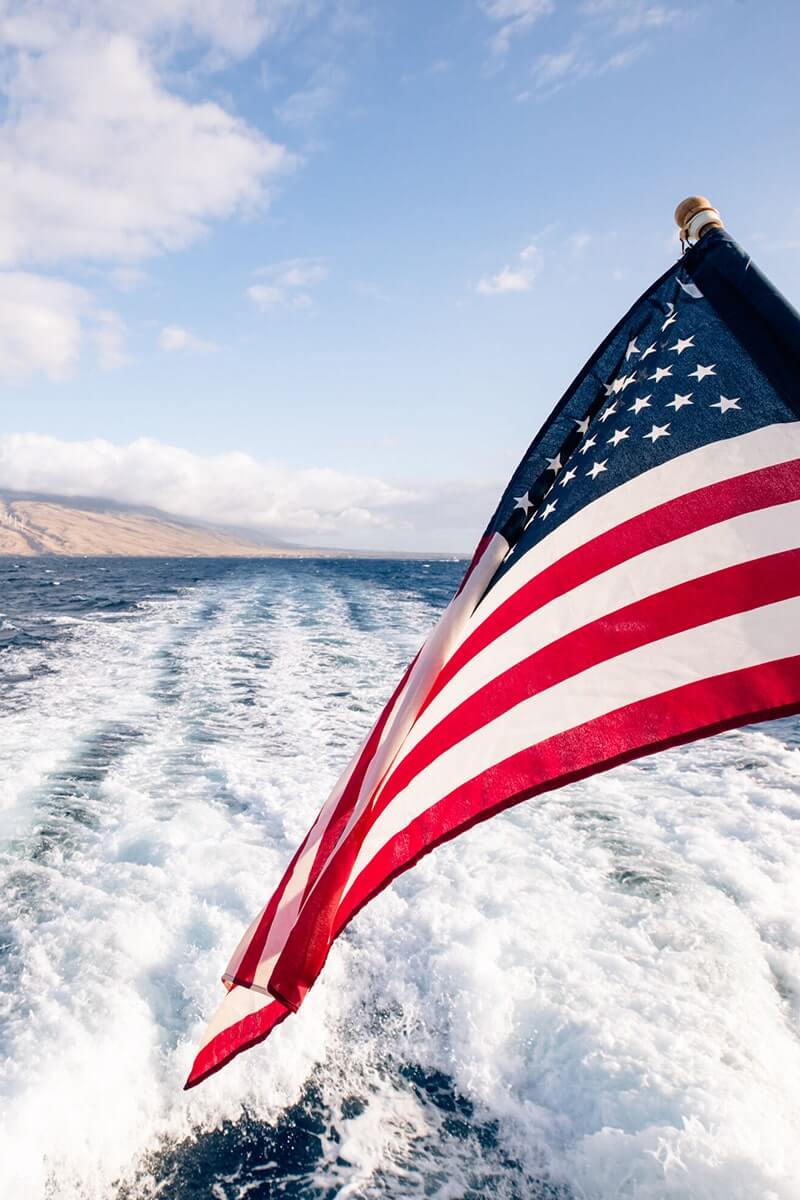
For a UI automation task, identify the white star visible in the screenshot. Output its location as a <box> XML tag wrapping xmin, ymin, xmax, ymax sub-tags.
<box><xmin>514</xmin><ymin>492</ymin><xmax>534</xmax><ymax>514</ymax></box>
<box><xmin>579</xmin><ymin>435</ymin><xmax>597</xmax><ymax>455</ymax></box>
<box><xmin>669</xmin><ymin>336</ymin><xmax>695</xmax><ymax>355</ymax></box>
<box><xmin>712</xmin><ymin>395</ymin><xmax>741</xmax><ymax>413</ymax></box>
<box><xmin>545</xmin><ymin>454</ymin><xmax>562</xmax><ymax>472</ymax></box>
<box><xmin>609</xmin><ymin>372</ymin><xmax>637</xmax><ymax>395</ymax></box>
<box><xmin>587</xmin><ymin>460</ymin><xmax>608</xmax><ymax>480</ymax></box>
<box><xmin>644</xmin><ymin>422</ymin><xmax>671</xmax><ymax>443</ymax></box>
<box><xmin>649</xmin><ymin>365</ymin><xmax>673</xmax><ymax>383</ymax></box>
<box><xmin>689</xmin><ymin>363</ymin><xmax>716</xmax><ymax>381</ymax></box>
<box><xmin>667</xmin><ymin>392</ymin><xmax>693</xmax><ymax>411</ymax></box>
<box><xmin>559</xmin><ymin>467</ymin><xmax>577</xmax><ymax>487</ymax></box>
<box><xmin>625</xmin><ymin>338</ymin><xmax>640</xmax><ymax>360</ymax></box>
<box><xmin>661</xmin><ymin>305</ymin><xmax>678</xmax><ymax>331</ymax></box>
<box><xmin>608</xmin><ymin>427</ymin><xmax>630</xmax><ymax>447</ymax></box>
<box><xmin>541</xmin><ymin>500</ymin><xmax>557</xmax><ymax>520</ymax></box>
<box><xmin>599</xmin><ymin>402</ymin><xmax>618</xmax><ymax>423</ymax></box>
<box><xmin>575</xmin><ymin>416</ymin><xmax>591</xmax><ymax>435</ymax></box>
<box><xmin>629</xmin><ymin>394</ymin><xmax>652</xmax><ymax>414</ymax></box>
<box><xmin>640</xmin><ymin>342</ymin><xmax>658</xmax><ymax>360</ymax></box>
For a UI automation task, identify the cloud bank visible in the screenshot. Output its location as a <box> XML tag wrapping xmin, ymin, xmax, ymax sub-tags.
<box><xmin>0</xmin><ymin>432</ymin><xmax>494</xmax><ymax>552</ymax></box>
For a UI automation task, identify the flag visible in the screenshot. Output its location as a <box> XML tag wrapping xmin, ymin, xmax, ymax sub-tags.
<box><xmin>186</xmin><ymin>226</ymin><xmax>800</xmax><ymax>1088</ymax></box>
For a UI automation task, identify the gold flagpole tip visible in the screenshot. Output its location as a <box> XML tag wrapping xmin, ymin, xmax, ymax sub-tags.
<box><xmin>674</xmin><ymin>196</ymin><xmax>724</xmax><ymax>244</ymax></box>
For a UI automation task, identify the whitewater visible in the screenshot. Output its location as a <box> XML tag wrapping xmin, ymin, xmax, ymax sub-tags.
<box><xmin>1</xmin><ymin>555</ymin><xmax>799</xmax><ymax>1199</ymax></box>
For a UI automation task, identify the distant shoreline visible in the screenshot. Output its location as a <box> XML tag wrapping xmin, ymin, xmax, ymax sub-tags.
<box><xmin>0</xmin><ymin>551</ymin><xmax>468</xmax><ymax>561</ymax></box>
<box><xmin>0</xmin><ymin>493</ymin><xmax>467</xmax><ymax>560</ymax></box>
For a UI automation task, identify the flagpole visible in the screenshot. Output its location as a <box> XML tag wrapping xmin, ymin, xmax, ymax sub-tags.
<box><xmin>674</xmin><ymin>195</ymin><xmax>724</xmax><ymax>244</ymax></box>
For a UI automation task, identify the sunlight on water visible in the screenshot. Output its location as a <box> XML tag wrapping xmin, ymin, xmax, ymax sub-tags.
<box><xmin>1</xmin><ymin>558</ymin><xmax>799</xmax><ymax>1199</ymax></box>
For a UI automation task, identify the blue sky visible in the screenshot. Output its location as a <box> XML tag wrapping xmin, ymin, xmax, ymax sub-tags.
<box><xmin>0</xmin><ymin>0</ymin><xmax>798</xmax><ymax>550</ymax></box>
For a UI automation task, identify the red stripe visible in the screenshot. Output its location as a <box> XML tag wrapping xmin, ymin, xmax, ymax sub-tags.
<box><xmin>231</xmin><ymin>843</ymin><xmax>309</xmax><ymax>989</ymax></box>
<box><xmin>335</xmin><ymin>655</ymin><xmax>800</xmax><ymax>937</ymax></box>
<box><xmin>298</xmin><ymin>653</ymin><xmax>419</xmax><ymax>906</ymax></box>
<box><xmin>184</xmin><ymin>994</ymin><xmax>290</xmax><ymax>1090</ymax></box>
<box><xmin>267</xmin><ymin>549</ymin><xmax>800</xmax><ymax>1010</ymax></box>
<box><xmin>247</xmin><ymin>537</ymin><xmax>505</xmax><ymax>997</ymax></box>
<box><xmin>232</xmin><ymin>654</ymin><xmax>418</xmax><ymax>986</ymax></box>
<box><xmin>191</xmin><ymin>655</ymin><xmax>800</xmax><ymax>1083</ymax></box>
<box><xmin>368</xmin><ymin>548</ymin><xmax>800</xmax><ymax>824</ymax></box>
<box><xmin>423</xmin><ymin>458</ymin><xmax>800</xmax><ymax>714</ymax></box>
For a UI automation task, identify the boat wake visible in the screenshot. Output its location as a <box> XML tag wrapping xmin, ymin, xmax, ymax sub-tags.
<box><xmin>1</xmin><ymin>558</ymin><xmax>798</xmax><ymax>1198</ymax></box>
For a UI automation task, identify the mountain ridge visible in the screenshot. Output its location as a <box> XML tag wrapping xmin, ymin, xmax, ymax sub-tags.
<box><xmin>0</xmin><ymin>491</ymin><xmax>461</xmax><ymax>559</ymax></box>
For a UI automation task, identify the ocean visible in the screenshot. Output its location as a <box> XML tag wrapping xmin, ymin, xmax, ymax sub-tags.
<box><xmin>1</xmin><ymin>556</ymin><xmax>799</xmax><ymax>1199</ymax></box>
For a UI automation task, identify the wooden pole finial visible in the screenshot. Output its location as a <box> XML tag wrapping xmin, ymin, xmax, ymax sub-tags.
<box><xmin>674</xmin><ymin>196</ymin><xmax>724</xmax><ymax>244</ymax></box>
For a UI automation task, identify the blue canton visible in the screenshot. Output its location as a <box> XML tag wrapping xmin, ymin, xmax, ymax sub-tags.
<box><xmin>487</xmin><ymin>230</ymin><xmax>800</xmax><ymax>591</ymax></box>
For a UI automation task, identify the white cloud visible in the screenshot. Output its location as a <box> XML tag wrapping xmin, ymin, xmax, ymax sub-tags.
<box><xmin>0</xmin><ymin>432</ymin><xmax>426</xmax><ymax>546</ymax></box>
<box><xmin>92</xmin><ymin>310</ymin><xmax>128</xmax><ymax>369</ymax></box>
<box><xmin>159</xmin><ymin>325</ymin><xmax>219</xmax><ymax>353</ymax></box>
<box><xmin>0</xmin><ymin>0</ymin><xmax>317</xmax><ymax>60</ymax></box>
<box><xmin>480</xmin><ymin>0</ymin><xmax>554</xmax><ymax>56</ymax></box>
<box><xmin>580</xmin><ymin>0</ymin><xmax>682</xmax><ymax>37</ymax></box>
<box><xmin>600</xmin><ymin>42</ymin><xmax>647</xmax><ymax>71</ymax></box>
<box><xmin>533</xmin><ymin>47</ymin><xmax>579</xmax><ymax>86</ymax></box>
<box><xmin>527</xmin><ymin>2</ymin><xmax>682</xmax><ymax>90</ymax></box>
<box><xmin>0</xmin><ymin>431</ymin><xmax>498</xmax><ymax>550</ymax></box>
<box><xmin>275</xmin><ymin>63</ymin><xmax>345</xmax><ymax>126</ymax></box>
<box><xmin>0</xmin><ymin>4</ymin><xmax>311</xmax><ymax>376</ymax></box>
<box><xmin>247</xmin><ymin>284</ymin><xmax>285</xmax><ymax>308</ymax></box>
<box><xmin>107</xmin><ymin>266</ymin><xmax>151</xmax><ymax>292</ymax></box>
<box><xmin>477</xmin><ymin>242</ymin><xmax>540</xmax><ymax>295</ymax></box>
<box><xmin>0</xmin><ymin>272</ymin><xmax>126</xmax><ymax>379</ymax></box>
<box><xmin>0</xmin><ymin>32</ymin><xmax>294</xmax><ymax>269</ymax></box>
<box><xmin>0</xmin><ymin>273</ymin><xmax>86</xmax><ymax>380</ymax></box>
<box><xmin>568</xmin><ymin>231</ymin><xmax>592</xmax><ymax>255</ymax></box>
<box><xmin>261</xmin><ymin>259</ymin><xmax>328</xmax><ymax>287</ymax></box>
<box><xmin>248</xmin><ymin>257</ymin><xmax>328</xmax><ymax>310</ymax></box>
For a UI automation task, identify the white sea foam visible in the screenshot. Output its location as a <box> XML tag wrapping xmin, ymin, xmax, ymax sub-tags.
<box><xmin>0</xmin><ymin>563</ymin><xmax>799</xmax><ymax>1198</ymax></box>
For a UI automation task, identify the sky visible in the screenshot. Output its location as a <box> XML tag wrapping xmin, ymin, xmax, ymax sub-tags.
<box><xmin>0</xmin><ymin>0</ymin><xmax>798</xmax><ymax>552</ymax></box>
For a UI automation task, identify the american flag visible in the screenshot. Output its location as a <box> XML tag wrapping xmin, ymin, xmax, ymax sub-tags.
<box><xmin>186</xmin><ymin>227</ymin><xmax>800</xmax><ymax>1088</ymax></box>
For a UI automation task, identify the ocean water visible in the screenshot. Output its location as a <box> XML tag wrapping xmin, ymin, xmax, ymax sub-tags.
<box><xmin>1</xmin><ymin>556</ymin><xmax>799</xmax><ymax>1200</ymax></box>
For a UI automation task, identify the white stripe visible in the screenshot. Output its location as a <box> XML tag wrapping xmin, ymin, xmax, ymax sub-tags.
<box><xmin>381</xmin><ymin>499</ymin><xmax>800</xmax><ymax>780</ymax></box>
<box><xmin>462</xmin><ymin>422</ymin><xmax>800</xmax><ymax>644</ymax></box>
<box><xmin>293</xmin><ymin>533</ymin><xmax>509</xmax><ymax>909</ymax></box>
<box><xmin>195</xmin><ymin>984</ymin><xmax>277</xmax><ymax>1054</ymax></box>
<box><xmin>227</xmin><ymin>658</ymin><xmax>429</xmax><ymax>989</ymax></box>
<box><xmin>342</xmin><ymin>595</ymin><xmax>800</xmax><ymax>897</ymax></box>
<box><xmin>223</xmin><ymin>730</ymin><xmax>368</xmax><ymax>986</ymax></box>
<box><xmin>227</xmin><ymin>533</ymin><xmax>508</xmax><ymax>989</ymax></box>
